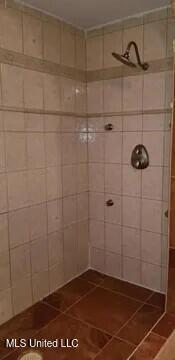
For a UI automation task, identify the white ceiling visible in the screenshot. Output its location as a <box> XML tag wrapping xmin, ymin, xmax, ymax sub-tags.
<box><xmin>19</xmin><ymin>0</ymin><xmax>170</xmax><ymax>29</ymax></box>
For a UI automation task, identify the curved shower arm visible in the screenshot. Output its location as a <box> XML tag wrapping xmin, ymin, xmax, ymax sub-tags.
<box><xmin>125</xmin><ymin>41</ymin><xmax>143</xmax><ymax>67</ymax></box>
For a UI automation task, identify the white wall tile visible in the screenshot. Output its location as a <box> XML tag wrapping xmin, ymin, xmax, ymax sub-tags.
<box><xmin>105</xmin><ymin>251</ymin><xmax>122</xmax><ymax>278</ymax></box>
<box><xmin>31</xmin><ymin>237</ymin><xmax>48</xmax><ymax>274</ymax></box>
<box><xmin>143</xmin><ymin>72</ymin><xmax>165</xmax><ymax>110</ymax></box>
<box><xmin>122</xmin><ymin>227</ymin><xmax>141</xmax><ymax>259</ymax></box>
<box><xmin>123</xmin><ymin>115</ymin><xmax>142</xmax><ymax>132</ymax></box>
<box><xmin>91</xmin><ymin>247</ymin><xmax>105</xmax><ymax>273</ymax></box>
<box><xmin>123</xmin><ymin>257</ymin><xmax>141</xmax><ymax>284</ymax></box>
<box><xmin>141</xmin><ymin>199</ymin><xmax>162</xmax><ymax>233</ymax></box>
<box><xmin>88</xmin><ymin>133</ymin><xmax>105</xmax><ymax>163</ymax></box>
<box><xmin>123</xmin><ymin>196</ymin><xmax>141</xmax><ymax>228</ymax></box>
<box><xmin>89</xmin><ymin>163</ymin><xmax>104</xmax><ymax>192</ymax></box>
<box><xmin>105</xmin><ymin>164</ymin><xmax>121</xmax><ymax>194</ymax></box>
<box><xmin>10</xmin><ymin>244</ymin><xmax>31</xmax><ymax>284</ymax></box>
<box><xmin>32</xmin><ymin>270</ymin><xmax>50</xmax><ymax>302</ymax></box>
<box><xmin>141</xmin><ymin>262</ymin><xmax>161</xmax><ymax>291</ymax></box>
<box><xmin>141</xmin><ymin>231</ymin><xmax>162</xmax><ymax>265</ymax></box>
<box><xmin>89</xmin><ymin>192</ymin><xmax>104</xmax><ymax>221</ymax></box>
<box><xmin>104</xmin><ymin>78</ymin><xmax>122</xmax><ymax>113</ymax></box>
<box><xmin>142</xmin><ymin>166</ymin><xmax>163</xmax><ymax>200</ymax></box>
<box><xmin>48</xmin><ymin>231</ymin><xmax>63</xmax><ymax>267</ymax></box>
<box><xmin>104</xmin><ymin>30</ymin><xmax>122</xmax><ymax>68</ymax></box>
<box><xmin>123</xmin><ymin>75</ymin><xmax>143</xmax><ymax>111</ymax></box>
<box><xmin>122</xmin><ymin>132</ymin><xmax>142</xmax><ymax>164</ymax></box>
<box><xmin>105</xmin><ymin>223</ymin><xmax>122</xmax><ymax>254</ymax></box>
<box><xmin>87</xmin><ymin>82</ymin><xmax>103</xmax><ymax>113</ymax></box>
<box><xmin>144</xmin><ymin>20</ymin><xmax>167</xmax><ymax>61</ymax></box>
<box><xmin>87</xmin><ymin>36</ymin><xmax>103</xmax><ymax>70</ymax></box>
<box><xmin>0</xmin><ymin>214</ymin><xmax>9</xmax><ymax>253</ymax></box>
<box><xmin>90</xmin><ymin>219</ymin><xmax>104</xmax><ymax>249</ymax></box>
<box><xmin>0</xmin><ymin>288</ymin><xmax>13</xmax><ymax>325</ymax></box>
<box><xmin>105</xmin><ymin>132</ymin><xmax>122</xmax><ymax>164</ymax></box>
<box><xmin>123</xmin><ymin>165</ymin><xmax>141</xmax><ymax>197</ymax></box>
<box><xmin>105</xmin><ymin>194</ymin><xmax>122</xmax><ymax>225</ymax></box>
<box><xmin>143</xmin><ymin>132</ymin><xmax>164</xmax><ymax>166</ymax></box>
<box><xmin>12</xmin><ymin>275</ymin><xmax>32</xmax><ymax>315</ymax></box>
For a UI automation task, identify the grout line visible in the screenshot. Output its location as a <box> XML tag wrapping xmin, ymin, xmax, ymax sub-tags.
<box><xmin>92</xmin><ymin>303</ymin><xmax>145</xmax><ymax>359</ymax></box>
<box><xmin>126</xmin><ymin>311</ymin><xmax>166</xmax><ymax>359</ymax></box>
<box><xmin>115</xmin><ymin>335</ymin><xmax>138</xmax><ymax>347</ymax></box>
<box><xmin>42</xmin><ymin>95</ymin><xmax>50</xmax><ymax>297</ymax></box>
<box><xmin>121</xmin><ymin>63</ymin><xmax>124</xmax><ymax>279</ymax></box>
<box><xmin>40</xmin><ymin>270</ymin><xmax>165</xmax><ymax>359</ymax></box>
<box><xmin>59</xmin><ymin>89</ymin><xmax>66</xmax><ymax>285</ymax></box>
<box><xmin>90</xmin><ymin>247</ymin><xmax>168</xmax><ymax>272</ymax></box>
<box><xmin>63</xmin><ymin>311</ymin><xmax>112</xmax><ymax>337</ymax></box>
<box><xmin>41</xmin><ymin>271</ymin><xmax>157</xmax><ymax>323</ymax></box>
<box><xmin>93</xmin><ymin>337</ymin><xmax>116</xmax><ymax>359</ymax></box>
<box><xmin>151</xmin><ymin>331</ymin><xmax>167</xmax><ymax>340</ymax></box>
<box><xmin>3</xmin><ymin>108</ymin><xmax>15</xmax><ymax>317</ymax></box>
<box><xmin>90</xmin><ymin>267</ymin><xmax>167</xmax><ymax>294</ymax></box>
<box><xmin>62</xmin><ymin>285</ymin><xmax>98</xmax><ymax>314</ymax></box>
<box><xmin>93</xmin><ymin>287</ymin><xmax>164</xmax><ymax>359</ymax></box>
<box><xmin>42</xmin><ymin>278</ymin><xmax>98</xmax><ymax>315</ymax></box>
<box><xmin>0</xmin><ymin>271</ymin><xmax>165</xmax><ymax>360</ymax></box>
<box><xmin>97</xmin><ymin>280</ymin><xmax>162</xmax><ymax>307</ymax></box>
<box><xmin>114</xmin><ymin>290</ymin><xmax>155</xmax><ymax>337</ymax></box>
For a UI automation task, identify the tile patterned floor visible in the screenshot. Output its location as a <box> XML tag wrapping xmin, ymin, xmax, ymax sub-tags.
<box><xmin>0</xmin><ymin>270</ymin><xmax>167</xmax><ymax>360</ymax></box>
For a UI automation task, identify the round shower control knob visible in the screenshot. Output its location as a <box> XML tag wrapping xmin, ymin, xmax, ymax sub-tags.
<box><xmin>105</xmin><ymin>123</ymin><xmax>113</xmax><ymax>131</ymax></box>
<box><xmin>106</xmin><ymin>199</ymin><xmax>114</xmax><ymax>206</ymax></box>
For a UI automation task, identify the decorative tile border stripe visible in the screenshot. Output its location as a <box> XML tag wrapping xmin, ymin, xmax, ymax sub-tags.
<box><xmin>0</xmin><ymin>106</ymin><xmax>171</xmax><ymax>118</ymax></box>
<box><xmin>0</xmin><ymin>105</ymin><xmax>87</xmax><ymax>118</ymax></box>
<box><xmin>0</xmin><ymin>46</ymin><xmax>172</xmax><ymax>83</ymax></box>
<box><xmin>87</xmin><ymin>58</ymin><xmax>173</xmax><ymax>82</ymax></box>
<box><xmin>0</xmin><ymin>47</ymin><xmax>86</xmax><ymax>82</ymax></box>
<box><xmin>87</xmin><ymin>108</ymin><xmax>172</xmax><ymax>118</ymax></box>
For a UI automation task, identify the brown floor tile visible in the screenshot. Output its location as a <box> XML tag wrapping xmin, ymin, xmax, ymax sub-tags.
<box><xmin>168</xmin><ymin>267</ymin><xmax>175</xmax><ymax>290</ymax></box>
<box><xmin>0</xmin><ymin>350</ymin><xmax>18</xmax><ymax>359</ymax></box>
<box><xmin>43</xmin><ymin>277</ymin><xmax>95</xmax><ymax>312</ymax></box>
<box><xmin>146</xmin><ymin>292</ymin><xmax>165</xmax><ymax>310</ymax></box>
<box><xmin>7</xmin><ymin>314</ymin><xmax>111</xmax><ymax>360</ymax></box>
<box><xmin>153</xmin><ymin>313</ymin><xmax>175</xmax><ymax>338</ymax></box>
<box><xmin>67</xmin><ymin>287</ymin><xmax>141</xmax><ymax>335</ymax></box>
<box><xmin>79</xmin><ymin>270</ymin><xmax>105</xmax><ymax>285</ymax></box>
<box><xmin>0</xmin><ymin>302</ymin><xmax>60</xmax><ymax>359</ymax></box>
<box><xmin>95</xmin><ymin>337</ymin><xmax>136</xmax><ymax>360</ymax></box>
<box><xmin>100</xmin><ymin>275</ymin><xmax>153</xmax><ymax>302</ymax></box>
<box><xmin>117</xmin><ymin>304</ymin><xmax>163</xmax><ymax>345</ymax></box>
<box><xmin>167</xmin><ymin>288</ymin><xmax>175</xmax><ymax>315</ymax></box>
<box><xmin>130</xmin><ymin>332</ymin><xmax>165</xmax><ymax>360</ymax></box>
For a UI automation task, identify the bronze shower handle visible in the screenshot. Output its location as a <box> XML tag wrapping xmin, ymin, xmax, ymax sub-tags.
<box><xmin>106</xmin><ymin>199</ymin><xmax>114</xmax><ymax>206</ymax></box>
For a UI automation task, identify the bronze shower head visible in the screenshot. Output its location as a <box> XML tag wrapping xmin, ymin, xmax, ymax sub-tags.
<box><xmin>112</xmin><ymin>52</ymin><xmax>137</xmax><ymax>68</ymax></box>
<box><xmin>112</xmin><ymin>41</ymin><xmax>149</xmax><ymax>71</ymax></box>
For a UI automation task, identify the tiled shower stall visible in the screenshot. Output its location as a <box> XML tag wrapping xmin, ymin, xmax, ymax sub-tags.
<box><xmin>87</xmin><ymin>10</ymin><xmax>173</xmax><ymax>292</ymax></box>
<box><xmin>0</xmin><ymin>0</ymin><xmax>174</xmax><ymax>326</ymax></box>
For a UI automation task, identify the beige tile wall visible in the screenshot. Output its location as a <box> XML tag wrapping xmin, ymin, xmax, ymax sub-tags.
<box><xmin>0</xmin><ymin>0</ymin><xmax>173</xmax><ymax>326</ymax></box>
<box><xmin>87</xmin><ymin>7</ymin><xmax>173</xmax><ymax>293</ymax></box>
<box><xmin>0</xmin><ymin>1</ymin><xmax>88</xmax><ymax>326</ymax></box>
<box><xmin>0</xmin><ymin>109</ymin><xmax>89</xmax><ymax>323</ymax></box>
<box><xmin>0</xmin><ymin>1</ymin><xmax>86</xmax><ymax>70</ymax></box>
